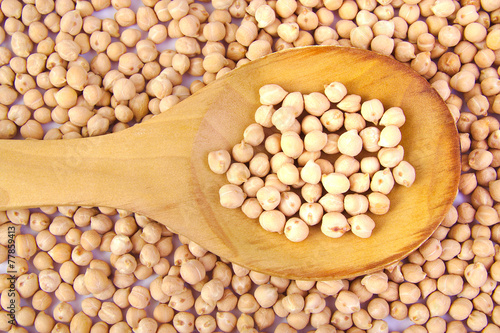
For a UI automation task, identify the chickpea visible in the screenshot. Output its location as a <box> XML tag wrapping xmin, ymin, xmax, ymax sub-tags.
<box><xmin>338</xmin><ymin>94</ymin><xmax>362</xmax><ymax>112</ymax></box>
<box><xmin>281</xmin><ymin>131</ymin><xmax>304</xmax><ymax>158</ymax></box>
<box><xmin>338</xmin><ymin>129</ymin><xmax>363</xmax><ymax>157</ymax></box>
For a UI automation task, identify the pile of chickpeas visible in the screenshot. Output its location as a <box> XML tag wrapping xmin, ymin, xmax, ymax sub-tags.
<box><xmin>0</xmin><ymin>0</ymin><xmax>499</xmax><ymax>332</ymax></box>
<box><xmin>209</xmin><ymin>82</ymin><xmax>415</xmax><ymax>241</ymax></box>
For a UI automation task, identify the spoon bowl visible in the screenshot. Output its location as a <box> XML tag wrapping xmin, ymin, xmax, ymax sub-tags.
<box><xmin>0</xmin><ymin>46</ymin><xmax>460</xmax><ymax>280</ymax></box>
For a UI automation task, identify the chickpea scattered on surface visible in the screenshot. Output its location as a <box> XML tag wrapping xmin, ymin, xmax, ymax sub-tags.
<box><xmin>2</xmin><ymin>0</ymin><xmax>499</xmax><ymax>331</ymax></box>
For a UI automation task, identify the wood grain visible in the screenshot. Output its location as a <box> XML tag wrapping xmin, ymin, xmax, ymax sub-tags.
<box><xmin>0</xmin><ymin>46</ymin><xmax>460</xmax><ymax>280</ymax></box>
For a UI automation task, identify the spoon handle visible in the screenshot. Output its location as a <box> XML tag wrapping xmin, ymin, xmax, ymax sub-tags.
<box><xmin>0</xmin><ymin>135</ymin><xmax>133</xmax><ymax>211</ymax></box>
<box><xmin>0</xmin><ymin>113</ymin><xmax>201</xmax><ymax>214</ymax></box>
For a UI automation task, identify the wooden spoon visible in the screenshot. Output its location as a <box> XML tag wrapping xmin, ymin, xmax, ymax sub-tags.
<box><xmin>0</xmin><ymin>46</ymin><xmax>460</xmax><ymax>280</ymax></box>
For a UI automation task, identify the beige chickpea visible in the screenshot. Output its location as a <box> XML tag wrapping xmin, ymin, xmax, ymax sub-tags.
<box><xmin>467</xmin><ymin>98</ymin><xmax>488</xmax><ymax>122</ymax></box>
<box><xmin>255</xmin><ymin>5</ymin><xmax>275</xmax><ymax>28</ymax></box>
<box><xmin>321</xmin><ymin>212</ymin><xmax>350</xmax><ymax>238</ymax></box>
<box><xmin>33</xmin><ymin>311</ymin><xmax>56</xmax><ymax>333</ymax></box>
<box><xmin>317</xmin><ymin>194</ymin><xmax>343</xmax><ymax>215</ymax></box>
<box><xmin>32</xmin><ymin>289</ymin><xmax>52</xmax><ymax>311</ymax></box>
<box><xmin>337</xmin><ymin>130</ymin><xmax>363</xmax><ymax>157</ymax></box>
<box><xmin>377</xmin><ymin>145</ymin><xmax>404</xmax><ymax>168</ymax></box>
<box><xmin>414</xmin><ymin>278</ymin><xmax>437</xmax><ymax>303</ymax></box>
<box><xmin>323</xmin><ymin>82</ymin><xmax>347</xmax><ymax>104</ymax></box>
<box><xmin>201</xmin><ymin>21</ymin><xmax>225</xmax><ymax>42</ymax></box>
<box><xmin>371</xmin><ymin>34</ymin><xmax>395</xmax><ymax>55</ymax></box>
<box><xmin>482</xmin><ymin>77</ymin><xmax>500</xmax><ymax>97</ymax></box>
<box><xmin>14</xmin><ymin>233</ymin><xmax>37</xmax><ymax>260</ymax></box>
<box><xmin>126</xmin><ymin>286</ymin><xmax>151</xmax><ymax>311</ymax></box>
<box><xmin>202</xmin><ymin>52</ymin><xmax>227</xmax><ymax>73</ymax></box>
<box><xmin>448</xmin><ymin>297</ymin><xmax>473</xmax><ymax>321</ymax></box>
<box><xmin>462</xmin><ymin>22</ymin><xmax>487</xmax><ymax>44</ymax></box>
<box><xmin>437</xmin><ymin>274</ymin><xmax>464</xmax><ymax>296</ymax></box>
<box><xmin>357</xmin><ymin>127</ymin><xmax>381</xmax><ymax>154</ymax></box>
<box><xmin>35</xmin><ymin>231</ymin><xmax>56</xmax><ymax>254</ymax></box>
<box><xmin>467</xmin><ymin>310</ymin><xmax>488</xmax><ymax>331</ymax></box>
<box><xmin>450</xmin><ymin>70</ymin><xmax>476</xmax><ymax>93</ymax></box>
<box><xmin>349</xmin><ymin>24</ymin><xmax>373</xmax><ymax>50</ymax></box>
<box><xmin>343</xmin><ymin>194</ymin><xmax>369</xmax><ymax>216</ymax></box>
<box><xmin>370</xmin><ymin>168</ymin><xmax>395</xmax><ymax>195</ymax></box>
<box><xmin>465</xmin><ymin>262</ymin><xmax>488</xmax><ymax>287</ymax></box>
<box><xmin>278</xmin><ymin>22</ymin><xmax>300</xmax><ymax>43</ymax></box>
<box><xmin>110</xmin><ymin>234</ymin><xmax>133</xmax><ymax>256</ymax></box>
<box><xmin>274</xmin><ymin>163</ymin><xmax>298</xmax><ymax>186</ymax></box>
<box><xmin>213</xmin><ymin>311</ymin><xmax>236</xmax><ymax>332</ymax></box>
<box><xmin>365</xmin><ymin>299</ymin><xmax>389</xmax><ymax>323</ymax></box>
<box><xmin>304</xmin><ymin>130</ymin><xmax>328</xmax><ymax>152</ymax></box>
<box><xmin>112</xmin><ymin>78</ymin><xmax>136</xmax><ymax>102</ymax></box>
<box><xmin>303</xmin><ymin>92</ymin><xmax>330</xmax><ymax>117</ymax></box>
<box><xmin>275</xmin><ymin>0</ymin><xmax>297</xmax><ymax>17</ymax></box>
<box><xmin>262</xmin><ymin>135</ymin><xmax>282</xmax><ymax>158</ymax></box>
<box><xmin>97</xmin><ymin>302</ymin><xmax>122</xmax><ymax>325</ymax></box>
<box><xmin>249</xmin><ymin>283</ymin><xmax>277</xmax><ymax>309</ymax></box>
<box><xmin>179</xmin><ymin>259</ymin><xmax>206</xmax><ymax>286</ymax></box>
<box><xmin>358</xmin><ymin>271</ymin><xmax>386</xmax><ymax>296</ymax></box>
<box><xmin>297</xmin><ymin>202</ymin><xmax>323</xmax><ymax>227</ymax></box>
<box><xmin>38</xmin><ymin>269</ymin><xmax>62</xmax><ymax>294</ymax></box>
<box><xmin>117</xmin><ymin>53</ymin><xmax>143</xmax><ymax>77</ymax></box>
<box><xmin>284</xmin><ymin>217</ymin><xmax>309</xmax><ymax>242</ymax></box>
<box><xmin>52</xmin><ymin>302</ymin><xmax>75</xmax><ymax>323</ymax></box>
<box><xmin>138</xmin><ymin>243</ymin><xmax>160</xmax><ymax>269</ymax></box>
<box><xmin>259</xmin><ymin>210</ymin><xmax>286</xmax><ymax>234</ymax></box>
<box><xmin>11</xmin><ymin>32</ymin><xmax>33</xmax><ymax>58</ymax></box>
<box><xmin>232</xmin><ymin>140</ymin><xmax>256</xmax><ymax>164</ymax></box>
<box><xmin>47</xmin><ymin>242</ymin><xmax>71</xmax><ymax>263</ymax></box>
<box><xmin>246</xmin><ymin>39</ymin><xmax>272</xmax><ymax>60</ymax></box>
<box><xmin>226</xmin><ymin>162</ymin><xmax>250</xmax><ymax>185</ymax></box>
<box><xmin>344</xmin><ymin>113</ymin><xmax>366</xmax><ymax>133</ymax></box>
<box><xmin>15</xmin><ymin>306</ymin><xmax>35</xmax><ymax>328</ymax></box>
<box><xmin>70</xmin><ymin>245</ymin><xmax>92</xmax><ymax>266</ymax></box>
<box><xmin>281</xmin><ymin>131</ymin><xmax>304</xmax><ymax>158</ymax></box>
<box><xmin>348</xmin><ymin>214</ymin><xmax>376</xmax><ymax>238</ymax></box>
<box><xmin>388</xmin><ymin>300</ymin><xmax>409</xmax><ymax>322</ymax></box>
<box><xmin>239</xmin><ymin>178</ymin><xmax>264</xmax><ymax>200</ymax></box>
<box><xmin>255</xmin><ymin>185</ymin><xmax>280</xmax><ymax>211</ymax></box>
<box><xmin>347</xmin><ymin>173</ymin><xmax>369</xmax><ymax>194</ymax></box>
<box><xmin>271</xmin><ymin>106</ymin><xmax>296</xmax><ymax>133</ymax></box>
<box><xmin>424</xmin><ymin>291</ymin><xmax>450</xmax><ymax>318</ymax></box>
<box><xmin>54</xmin><ymin>282</ymin><xmax>75</xmax><ymax>304</ymax></box>
<box><xmin>67</xmin><ymin>312</ymin><xmax>92</xmax><ymax>333</ymax></box>
<box><xmin>472</xmin><ymin>292</ymin><xmax>494</xmax><ymax>316</ymax></box>
<box><xmin>59</xmin><ymin>261</ymin><xmax>79</xmax><ymax>283</ymax></box>
<box><xmin>241</xmin><ymin>198</ymin><xmax>262</xmax><ymax>219</ymax></box>
<box><xmin>351</xmin><ymin>309</ymin><xmax>372</xmax><ymax>331</ymax></box>
<box><xmin>15</xmin><ymin>273</ymin><xmax>38</xmax><ymax>300</ymax></box>
<box><xmin>243</xmin><ymin>123</ymin><xmax>265</xmax><ymax>147</ymax></box>
<box><xmin>298</xmin><ymin>160</ymin><xmax>321</xmax><ymax>185</ymax></box>
<box><xmin>378</xmin><ymin>125</ymin><xmax>402</xmax><ymax>148</ymax></box>
<box><xmin>322</xmin><ymin>172</ymin><xmax>350</xmax><ymax>194</ymax></box>
<box><xmin>486</xmin><ymin>28</ymin><xmax>500</xmax><ymax>50</ymax></box>
<box><xmin>207</xmin><ymin>149</ymin><xmax>231</xmax><ymax>175</ymax></box>
<box><xmin>320</xmin><ymin>110</ymin><xmax>343</xmax><ymax>133</ymax></box>
<box><xmin>334</xmin><ymin>290</ymin><xmax>360</xmax><ymax>315</ymax></box>
<box><xmin>83</xmin><ymin>268</ymin><xmax>112</xmax><ymax>295</ymax></box>
<box><xmin>253</xmin><ymin>105</ymin><xmax>275</xmax><ymax>129</ymax></box>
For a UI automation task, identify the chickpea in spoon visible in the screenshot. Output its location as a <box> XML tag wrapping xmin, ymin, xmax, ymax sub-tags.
<box><xmin>210</xmin><ymin>81</ymin><xmax>415</xmax><ymax>242</ymax></box>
